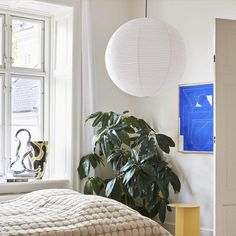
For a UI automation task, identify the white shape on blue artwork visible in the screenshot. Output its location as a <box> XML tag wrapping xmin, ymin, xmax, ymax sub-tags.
<box><xmin>179</xmin><ymin>84</ymin><xmax>214</xmax><ymax>152</ymax></box>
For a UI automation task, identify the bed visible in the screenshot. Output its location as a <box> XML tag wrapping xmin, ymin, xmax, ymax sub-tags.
<box><xmin>0</xmin><ymin>189</ymin><xmax>172</xmax><ymax>236</ymax></box>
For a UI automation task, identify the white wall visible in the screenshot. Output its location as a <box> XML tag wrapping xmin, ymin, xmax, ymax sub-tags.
<box><xmin>89</xmin><ymin>0</ymin><xmax>133</xmax><ymax>113</ymax></box>
<box><xmin>127</xmin><ymin>0</ymin><xmax>236</xmax><ymax>235</ymax></box>
<box><xmin>89</xmin><ymin>0</ymin><xmax>135</xmax><ymax>178</ymax></box>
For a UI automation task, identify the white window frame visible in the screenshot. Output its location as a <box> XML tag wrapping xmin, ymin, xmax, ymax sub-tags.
<box><xmin>9</xmin><ymin>15</ymin><xmax>45</xmax><ymax>72</ymax></box>
<box><xmin>0</xmin><ymin>14</ymin><xmax>5</xmax><ymax>69</ymax></box>
<box><xmin>0</xmin><ymin>74</ymin><xmax>4</xmax><ymax>175</ymax></box>
<box><xmin>0</xmin><ymin>10</ymin><xmax>50</xmax><ymax>177</ymax></box>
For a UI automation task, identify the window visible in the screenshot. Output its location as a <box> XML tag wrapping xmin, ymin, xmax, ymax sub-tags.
<box><xmin>0</xmin><ymin>2</ymin><xmax>73</xmax><ymax>187</ymax></box>
<box><xmin>0</xmin><ymin>15</ymin><xmax>4</xmax><ymax>66</ymax></box>
<box><xmin>10</xmin><ymin>75</ymin><xmax>44</xmax><ymax>162</ymax></box>
<box><xmin>0</xmin><ymin>75</ymin><xmax>3</xmax><ymax>175</ymax></box>
<box><xmin>11</xmin><ymin>17</ymin><xmax>44</xmax><ymax>70</ymax></box>
<box><xmin>0</xmin><ymin>13</ymin><xmax>48</xmax><ymax>176</ymax></box>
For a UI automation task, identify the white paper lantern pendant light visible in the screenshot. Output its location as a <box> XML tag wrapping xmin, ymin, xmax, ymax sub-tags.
<box><xmin>105</xmin><ymin>0</ymin><xmax>186</xmax><ymax>97</ymax></box>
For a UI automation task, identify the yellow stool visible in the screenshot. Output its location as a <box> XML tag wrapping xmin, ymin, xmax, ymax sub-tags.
<box><xmin>168</xmin><ymin>204</ymin><xmax>200</xmax><ymax>236</ymax></box>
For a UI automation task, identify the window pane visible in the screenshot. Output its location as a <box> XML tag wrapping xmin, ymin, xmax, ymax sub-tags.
<box><xmin>11</xmin><ymin>17</ymin><xmax>43</xmax><ymax>70</ymax></box>
<box><xmin>0</xmin><ymin>76</ymin><xmax>3</xmax><ymax>175</ymax></box>
<box><xmin>0</xmin><ymin>16</ymin><xmax>3</xmax><ymax>66</ymax></box>
<box><xmin>11</xmin><ymin>76</ymin><xmax>43</xmax><ymax>163</ymax></box>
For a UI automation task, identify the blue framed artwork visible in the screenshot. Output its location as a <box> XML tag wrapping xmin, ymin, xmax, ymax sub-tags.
<box><xmin>179</xmin><ymin>83</ymin><xmax>214</xmax><ymax>152</ymax></box>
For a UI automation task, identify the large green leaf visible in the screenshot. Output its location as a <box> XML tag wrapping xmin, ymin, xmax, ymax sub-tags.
<box><xmin>105</xmin><ymin>178</ymin><xmax>117</xmax><ymax>197</ymax></box>
<box><xmin>147</xmin><ymin>194</ymin><xmax>160</xmax><ymax>211</ymax></box>
<box><xmin>92</xmin><ymin>128</ymin><xmax>107</xmax><ymax>152</ymax></box>
<box><xmin>88</xmin><ymin>154</ymin><xmax>98</xmax><ymax>169</ymax></box>
<box><xmin>137</xmin><ymin>129</ymin><xmax>150</xmax><ymax>135</ymax></box>
<box><xmin>112</xmin><ymin>152</ymin><xmax>129</xmax><ymax>172</ymax></box>
<box><xmin>78</xmin><ymin>158</ymin><xmax>90</xmax><ymax>179</ymax></box>
<box><xmin>107</xmin><ymin>131</ymin><xmax>121</xmax><ymax>147</ymax></box>
<box><xmin>116</xmin><ymin>130</ymin><xmax>130</xmax><ymax>146</ymax></box>
<box><xmin>156</xmin><ymin>134</ymin><xmax>175</xmax><ymax>154</ymax></box>
<box><xmin>94</xmin><ymin>153</ymin><xmax>104</xmax><ymax>165</ymax></box>
<box><xmin>147</xmin><ymin>182</ymin><xmax>160</xmax><ymax>206</ymax></box>
<box><xmin>115</xmin><ymin>116</ymin><xmax>122</xmax><ymax>125</ymax></box>
<box><xmin>138</xmin><ymin>119</ymin><xmax>151</xmax><ymax>130</ymax></box>
<box><xmin>78</xmin><ymin>161</ymin><xmax>86</xmax><ymax>179</ymax></box>
<box><xmin>125</xmin><ymin>116</ymin><xmax>140</xmax><ymax>129</ymax></box>
<box><xmin>168</xmin><ymin>171</ymin><xmax>181</xmax><ymax>193</ymax></box>
<box><xmin>156</xmin><ymin>134</ymin><xmax>170</xmax><ymax>154</ymax></box>
<box><xmin>131</xmin><ymin>149</ymin><xmax>139</xmax><ymax>162</ymax></box>
<box><xmin>113</xmin><ymin>124</ymin><xmax>129</xmax><ymax>132</ymax></box>
<box><xmin>159</xmin><ymin>200</ymin><xmax>167</xmax><ymax>223</ymax></box>
<box><xmin>156</xmin><ymin>160</ymin><xmax>168</xmax><ymax>172</ymax></box>
<box><xmin>110</xmin><ymin>179</ymin><xmax>122</xmax><ymax>201</ymax></box>
<box><xmin>138</xmin><ymin>119</ymin><xmax>155</xmax><ymax>132</ymax></box>
<box><xmin>135</xmin><ymin>174</ymin><xmax>153</xmax><ymax>198</ymax></box>
<box><xmin>78</xmin><ymin>154</ymin><xmax>104</xmax><ymax>180</ymax></box>
<box><xmin>101</xmin><ymin>113</ymin><xmax>109</xmax><ymax>128</ymax></box>
<box><xmin>149</xmin><ymin>200</ymin><xmax>161</xmax><ymax>219</ymax></box>
<box><xmin>124</xmin><ymin>126</ymin><xmax>135</xmax><ymax>134</ymax></box>
<box><xmin>114</xmin><ymin>114</ymin><xmax>122</xmax><ymax>125</ymax></box>
<box><xmin>132</xmin><ymin>134</ymin><xmax>148</xmax><ymax>148</ymax></box>
<box><xmin>107</xmin><ymin>151</ymin><xmax>121</xmax><ymax>162</ymax></box>
<box><xmin>141</xmin><ymin>162</ymin><xmax>156</xmax><ymax>176</ymax></box>
<box><xmin>101</xmin><ymin>136</ymin><xmax>109</xmax><ymax>157</ymax></box>
<box><xmin>159</xmin><ymin>134</ymin><xmax>175</xmax><ymax>147</ymax></box>
<box><xmin>156</xmin><ymin>179</ymin><xmax>169</xmax><ymax>199</ymax></box>
<box><xmin>123</xmin><ymin>168</ymin><xmax>136</xmax><ymax>185</ymax></box>
<box><xmin>82</xmin><ymin>159</ymin><xmax>90</xmax><ymax>175</ymax></box>
<box><xmin>127</xmin><ymin>183</ymin><xmax>139</xmax><ymax>198</ymax></box>
<box><xmin>140</xmin><ymin>152</ymin><xmax>156</xmax><ymax>164</ymax></box>
<box><xmin>85</xmin><ymin>111</ymin><xmax>102</xmax><ymax>122</ymax></box>
<box><xmin>92</xmin><ymin>135</ymin><xmax>99</xmax><ymax>152</ymax></box>
<box><xmin>84</xmin><ymin>179</ymin><xmax>93</xmax><ymax>194</ymax></box>
<box><xmin>110</xmin><ymin>112</ymin><xmax>118</xmax><ymax>125</ymax></box>
<box><xmin>120</xmin><ymin>160</ymin><xmax>134</xmax><ymax>172</ymax></box>
<box><xmin>90</xmin><ymin>177</ymin><xmax>105</xmax><ymax>194</ymax></box>
<box><xmin>92</xmin><ymin>113</ymin><xmax>104</xmax><ymax>127</ymax></box>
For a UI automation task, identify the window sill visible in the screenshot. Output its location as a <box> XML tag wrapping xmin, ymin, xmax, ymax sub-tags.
<box><xmin>0</xmin><ymin>179</ymin><xmax>70</xmax><ymax>195</ymax></box>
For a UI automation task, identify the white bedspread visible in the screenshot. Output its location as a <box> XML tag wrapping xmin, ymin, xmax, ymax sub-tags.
<box><xmin>0</xmin><ymin>189</ymin><xmax>172</xmax><ymax>236</ymax></box>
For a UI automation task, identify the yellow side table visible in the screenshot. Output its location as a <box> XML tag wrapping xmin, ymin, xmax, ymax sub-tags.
<box><xmin>168</xmin><ymin>204</ymin><xmax>200</xmax><ymax>236</ymax></box>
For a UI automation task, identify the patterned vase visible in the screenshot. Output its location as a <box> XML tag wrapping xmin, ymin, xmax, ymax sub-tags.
<box><xmin>29</xmin><ymin>141</ymin><xmax>48</xmax><ymax>179</ymax></box>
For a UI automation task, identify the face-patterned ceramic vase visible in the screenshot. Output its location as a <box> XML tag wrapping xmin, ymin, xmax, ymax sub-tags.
<box><xmin>29</xmin><ymin>141</ymin><xmax>48</xmax><ymax>179</ymax></box>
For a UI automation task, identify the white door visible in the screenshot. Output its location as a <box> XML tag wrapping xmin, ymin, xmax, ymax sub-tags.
<box><xmin>215</xmin><ymin>18</ymin><xmax>236</xmax><ymax>236</ymax></box>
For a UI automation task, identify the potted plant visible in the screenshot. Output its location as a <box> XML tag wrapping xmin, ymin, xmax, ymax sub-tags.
<box><xmin>78</xmin><ymin>111</ymin><xmax>180</xmax><ymax>223</ymax></box>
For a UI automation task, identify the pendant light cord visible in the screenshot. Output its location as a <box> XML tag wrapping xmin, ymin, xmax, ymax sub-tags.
<box><xmin>145</xmin><ymin>0</ymin><xmax>148</xmax><ymax>17</ymax></box>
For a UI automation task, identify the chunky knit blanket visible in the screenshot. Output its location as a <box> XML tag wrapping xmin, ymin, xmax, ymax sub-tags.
<box><xmin>0</xmin><ymin>189</ymin><xmax>172</xmax><ymax>236</ymax></box>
